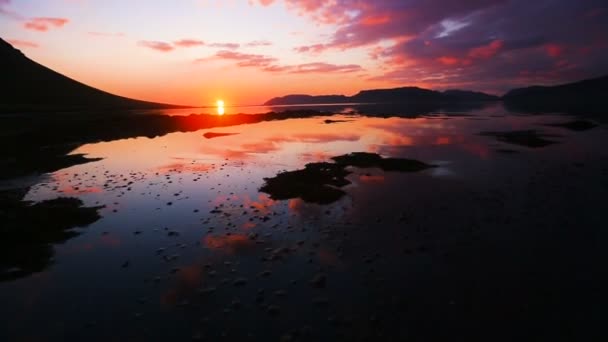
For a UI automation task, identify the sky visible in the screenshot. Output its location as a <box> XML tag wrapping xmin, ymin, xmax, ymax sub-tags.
<box><xmin>1</xmin><ymin>0</ymin><xmax>607</xmax><ymax>106</ymax></box>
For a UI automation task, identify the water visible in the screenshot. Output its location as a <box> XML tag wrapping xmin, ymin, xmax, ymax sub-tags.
<box><xmin>146</xmin><ymin>103</ymin><xmax>365</xmax><ymax>116</ymax></box>
<box><xmin>1</xmin><ymin>106</ymin><xmax>607</xmax><ymax>341</ymax></box>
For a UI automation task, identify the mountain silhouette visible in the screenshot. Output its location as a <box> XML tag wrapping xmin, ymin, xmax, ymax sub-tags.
<box><xmin>264</xmin><ymin>87</ymin><xmax>499</xmax><ymax>106</ymax></box>
<box><xmin>0</xmin><ymin>38</ymin><xmax>186</xmax><ymax>111</ymax></box>
<box><xmin>503</xmin><ymin>75</ymin><xmax>608</xmax><ymax>113</ymax></box>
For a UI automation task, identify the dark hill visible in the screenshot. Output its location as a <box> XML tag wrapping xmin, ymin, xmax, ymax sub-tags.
<box><xmin>503</xmin><ymin>75</ymin><xmax>608</xmax><ymax>113</ymax></box>
<box><xmin>264</xmin><ymin>94</ymin><xmax>349</xmax><ymax>106</ymax></box>
<box><xmin>0</xmin><ymin>38</ymin><xmax>186</xmax><ymax>111</ymax></box>
<box><xmin>264</xmin><ymin>86</ymin><xmax>499</xmax><ymax>106</ymax></box>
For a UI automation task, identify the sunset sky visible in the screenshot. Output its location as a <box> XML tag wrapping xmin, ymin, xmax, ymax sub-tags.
<box><xmin>1</xmin><ymin>0</ymin><xmax>607</xmax><ymax>106</ymax></box>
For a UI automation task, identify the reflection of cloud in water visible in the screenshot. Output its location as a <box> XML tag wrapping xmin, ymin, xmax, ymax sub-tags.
<box><xmin>156</xmin><ymin>161</ymin><xmax>216</xmax><ymax>173</ymax></box>
<box><xmin>358</xmin><ymin>174</ymin><xmax>385</xmax><ymax>183</ymax></box>
<box><xmin>198</xmin><ymin>132</ymin><xmax>361</xmax><ymax>161</ymax></box>
<box><xmin>203</xmin><ymin>234</ymin><xmax>254</xmax><ymax>254</ymax></box>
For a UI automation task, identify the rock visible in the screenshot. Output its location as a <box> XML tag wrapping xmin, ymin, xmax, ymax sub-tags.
<box><xmin>233</xmin><ymin>278</ymin><xmax>248</xmax><ymax>286</ymax></box>
<box><xmin>310</xmin><ymin>273</ymin><xmax>326</xmax><ymax>288</ymax></box>
<box><xmin>313</xmin><ymin>297</ymin><xmax>329</xmax><ymax>307</ymax></box>
<box><xmin>267</xmin><ymin>305</ymin><xmax>280</xmax><ymax>316</ymax></box>
<box><xmin>258</xmin><ymin>270</ymin><xmax>272</xmax><ymax>277</ymax></box>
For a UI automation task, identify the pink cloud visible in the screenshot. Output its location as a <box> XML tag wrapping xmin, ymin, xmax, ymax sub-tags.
<box><xmin>437</xmin><ymin>56</ymin><xmax>460</xmax><ymax>66</ymax></box>
<box><xmin>174</xmin><ymin>39</ymin><xmax>205</xmax><ymax>47</ymax></box>
<box><xmin>138</xmin><ymin>40</ymin><xmax>174</xmax><ymax>52</ymax></box>
<box><xmin>294</xmin><ymin>43</ymin><xmax>326</xmax><ymax>54</ymax></box>
<box><xmin>214</xmin><ymin>50</ymin><xmax>278</xmax><ymax>67</ymax></box>
<box><xmin>7</xmin><ymin>39</ymin><xmax>39</xmax><ymax>48</ymax></box>
<box><xmin>207</xmin><ymin>50</ymin><xmax>363</xmax><ymax>74</ymax></box>
<box><xmin>208</xmin><ymin>42</ymin><xmax>240</xmax><ymax>49</ymax></box>
<box><xmin>246</xmin><ymin>40</ymin><xmax>272</xmax><ymax>47</ymax></box>
<box><xmin>23</xmin><ymin>17</ymin><xmax>69</xmax><ymax>31</ymax></box>
<box><xmin>255</xmin><ymin>0</ymin><xmax>275</xmax><ymax>6</ymax></box>
<box><xmin>468</xmin><ymin>39</ymin><xmax>504</xmax><ymax>59</ymax></box>
<box><xmin>250</xmin><ymin>0</ymin><xmax>608</xmax><ymax>93</ymax></box>
<box><xmin>544</xmin><ymin>43</ymin><xmax>565</xmax><ymax>58</ymax></box>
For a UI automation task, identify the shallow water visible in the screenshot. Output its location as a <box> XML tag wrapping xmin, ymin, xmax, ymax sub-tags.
<box><xmin>1</xmin><ymin>106</ymin><xmax>607</xmax><ymax>341</ymax></box>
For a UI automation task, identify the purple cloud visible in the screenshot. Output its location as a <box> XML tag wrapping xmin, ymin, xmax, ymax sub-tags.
<box><xmin>259</xmin><ymin>0</ymin><xmax>608</xmax><ymax>92</ymax></box>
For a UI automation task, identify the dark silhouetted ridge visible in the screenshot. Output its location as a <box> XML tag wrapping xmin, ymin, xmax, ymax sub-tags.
<box><xmin>264</xmin><ymin>94</ymin><xmax>349</xmax><ymax>106</ymax></box>
<box><xmin>503</xmin><ymin>75</ymin><xmax>608</xmax><ymax>113</ymax></box>
<box><xmin>264</xmin><ymin>86</ymin><xmax>499</xmax><ymax>105</ymax></box>
<box><xmin>0</xmin><ymin>38</ymin><xmax>187</xmax><ymax>111</ymax></box>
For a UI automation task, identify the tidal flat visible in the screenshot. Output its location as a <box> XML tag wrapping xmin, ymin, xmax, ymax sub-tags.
<box><xmin>1</xmin><ymin>106</ymin><xmax>607</xmax><ymax>341</ymax></box>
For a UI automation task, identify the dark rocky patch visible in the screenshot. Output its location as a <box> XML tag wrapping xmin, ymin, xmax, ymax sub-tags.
<box><xmin>332</xmin><ymin>152</ymin><xmax>435</xmax><ymax>172</ymax></box>
<box><xmin>260</xmin><ymin>152</ymin><xmax>435</xmax><ymax>204</ymax></box>
<box><xmin>545</xmin><ymin>120</ymin><xmax>598</xmax><ymax>131</ymax></box>
<box><xmin>0</xmin><ymin>189</ymin><xmax>103</xmax><ymax>281</ymax></box>
<box><xmin>495</xmin><ymin>149</ymin><xmax>520</xmax><ymax>154</ymax></box>
<box><xmin>480</xmin><ymin>130</ymin><xmax>557</xmax><ymax>148</ymax></box>
<box><xmin>323</xmin><ymin>119</ymin><xmax>352</xmax><ymax>124</ymax></box>
<box><xmin>259</xmin><ymin>162</ymin><xmax>349</xmax><ymax>204</ymax></box>
<box><xmin>203</xmin><ymin>132</ymin><xmax>239</xmax><ymax>139</ymax></box>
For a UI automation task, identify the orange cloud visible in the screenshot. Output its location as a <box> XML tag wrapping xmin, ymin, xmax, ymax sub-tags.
<box><xmin>437</xmin><ymin>56</ymin><xmax>459</xmax><ymax>65</ymax></box>
<box><xmin>361</xmin><ymin>14</ymin><xmax>391</xmax><ymax>26</ymax></box>
<box><xmin>174</xmin><ymin>39</ymin><xmax>205</xmax><ymax>47</ymax></box>
<box><xmin>23</xmin><ymin>17</ymin><xmax>69</xmax><ymax>31</ymax></box>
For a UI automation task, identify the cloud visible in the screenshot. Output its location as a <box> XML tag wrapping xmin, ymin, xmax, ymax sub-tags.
<box><xmin>256</xmin><ymin>0</ymin><xmax>608</xmax><ymax>92</ymax></box>
<box><xmin>544</xmin><ymin>43</ymin><xmax>565</xmax><ymax>58</ymax></box>
<box><xmin>206</xmin><ymin>50</ymin><xmax>363</xmax><ymax>74</ymax></box>
<box><xmin>0</xmin><ymin>0</ymin><xmax>21</xmax><ymax>19</ymax></box>
<box><xmin>294</xmin><ymin>43</ymin><xmax>326</xmax><ymax>54</ymax></box>
<box><xmin>468</xmin><ymin>39</ymin><xmax>503</xmax><ymax>59</ymax></box>
<box><xmin>290</xmin><ymin>62</ymin><xmax>362</xmax><ymax>74</ymax></box>
<box><xmin>208</xmin><ymin>42</ymin><xmax>240</xmax><ymax>49</ymax></box>
<box><xmin>7</xmin><ymin>39</ymin><xmax>39</xmax><ymax>48</ymax></box>
<box><xmin>246</xmin><ymin>40</ymin><xmax>272</xmax><ymax>47</ymax></box>
<box><xmin>174</xmin><ymin>39</ymin><xmax>205</xmax><ymax>47</ymax></box>
<box><xmin>23</xmin><ymin>17</ymin><xmax>69</xmax><ymax>31</ymax></box>
<box><xmin>253</xmin><ymin>0</ymin><xmax>275</xmax><ymax>6</ymax></box>
<box><xmin>138</xmin><ymin>40</ymin><xmax>174</xmax><ymax>52</ymax></box>
<box><xmin>212</xmin><ymin>50</ymin><xmax>278</xmax><ymax>67</ymax></box>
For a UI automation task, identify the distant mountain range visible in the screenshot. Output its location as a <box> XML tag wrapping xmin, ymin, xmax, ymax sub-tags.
<box><xmin>0</xmin><ymin>38</ymin><xmax>185</xmax><ymax>111</ymax></box>
<box><xmin>265</xmin><ymin>88</ymin><xmax>499</xmax><ymax>106</ymax></box>
<box><xmin>503</xmin><ymin>75</ymin><xmax>608</xmax><ymax>113</ymax></box>
<box><xmin>265</xmin><ymin>76</ymin><xmax>608</xmax><ymax>113</ymax></box>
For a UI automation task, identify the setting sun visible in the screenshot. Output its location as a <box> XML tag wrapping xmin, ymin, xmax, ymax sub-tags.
<box><xmin>216</xmin><ymin>99</ymin><xmax>225</xmax><ymax>116</ymax></box>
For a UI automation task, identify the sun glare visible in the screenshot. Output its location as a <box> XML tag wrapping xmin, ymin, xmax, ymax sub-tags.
<box><xmin>216</xmin><ymin>100</ymin><xmax>225</xmax><ymax>116</ymax></box>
